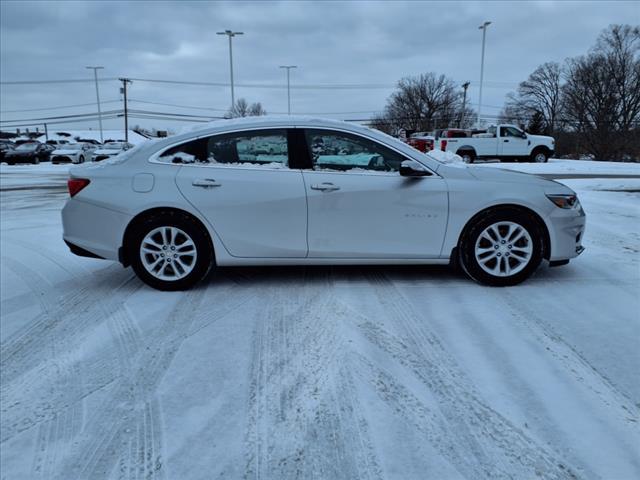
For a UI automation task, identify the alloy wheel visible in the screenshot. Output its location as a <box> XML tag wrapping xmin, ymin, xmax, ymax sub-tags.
<box><xmin>474</xmin><ymin>221</ymin><xmax>533</xmax><ymax>277</ymax></box>
<box><xmin>140</xmin><ymin>226</ymin><xmax>198</xmax><ymax>281</ymax></box>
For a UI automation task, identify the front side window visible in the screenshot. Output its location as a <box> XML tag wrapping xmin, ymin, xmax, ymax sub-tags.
<box><xmin>501</xmin><ymin>126</ymin><xmax>524</xmax><ymax>138</ymax></box>
<box><xmin>305</xmin><ymin>129</ymin><xmax>404</xmax><ymax>172</ymax></box>
<box><xmin>158</xmin><ymin>129</ymin><xmax>288</xmax><ymax>166</ymax></box>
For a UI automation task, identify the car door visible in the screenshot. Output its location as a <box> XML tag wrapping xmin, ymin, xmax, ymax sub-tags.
<box><xmin>173</xmin><ymin>128</ymin><xmax>308</xmax><ymax>258</ymax></box>
<box><xmin>499</xmin><ymin>126</ymin><xmax>528</xmax><ymax>156</ymax></box>
<box><xmin>300</xmin><ymin>128</ymin><xmax>448</xmax><ymax>258</ymax></box>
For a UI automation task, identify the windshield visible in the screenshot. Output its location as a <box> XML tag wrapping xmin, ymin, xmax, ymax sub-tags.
<box><xmin>63</xmin><ymin>144</ymin><xmax>84</xmax><ymax>150</ymax></box>
<box><xmin>15</xmin><ymin>143</ymin><xmax>38</xmax><ymax>151</ymax></box>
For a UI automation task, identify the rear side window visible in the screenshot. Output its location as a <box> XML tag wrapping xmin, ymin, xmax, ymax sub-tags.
<box><xmin>304</xmin><ymin>129</ymin><xmax>405</xmax><ymax>172</ymax></box>
<box><xmin>158</xmin><ymin>129</ymin><xmax>288</xmax><ymax>166</ymax></box>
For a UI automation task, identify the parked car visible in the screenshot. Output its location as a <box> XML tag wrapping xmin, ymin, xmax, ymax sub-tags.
<box><xmin>0</xmin><ymin>139</ymin><xmax>15</xmax><ymax>160</ymax></box>
<box><xmin>62</xmin><ymin>116</ymin><xmax>585</xmax><ymax>291</ymax></box>
<box><xmin>3</xmin><ymin>142</ymin><xmax>52</xmax><ymax>164</ymax></box>
<box><xmin>407</xmin><ymin>133</ymin><xmax>435</xmax><ymax>153</ymax></box>
<box><xmin>439</xmin><ymin>124</ymin><xmax>555</xmax><ymax>163</ymax></box>
<box><xmin>51</xmin><ymin>143</ymin><xmax>97</xmax><ymax>164</ymax></box>
<box><xmin>91</xmin><ymin>142</ymin><xmax>134</xmax><ymax>162</ymax></box>
<box><xmin>46</xmin><ymin>139</ymin><xmax>71</xmax><ymax>149</ymax></box>
<box><xmin>77</xmin><ymin>138</ymin><xmax>102</xmax><ymax>146</ymax></box>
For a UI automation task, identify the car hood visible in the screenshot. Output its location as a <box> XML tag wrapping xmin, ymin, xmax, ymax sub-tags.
<box><xmin>466</xmin><ymin>165</ymin><xmax>558</xmax><ymax>187</ymax></box>
<box><xmin>527</xmin><ymin>134</ymin><xmax>554</xmax><ymax>144</ymax></box>
<box><xmin>53</xmin><ymin>149</ymin><xmax>81</xmax><ymax>155</ymax></box>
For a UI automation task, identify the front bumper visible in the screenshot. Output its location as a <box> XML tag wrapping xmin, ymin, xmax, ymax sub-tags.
<box><xmin>52</xmin><ymin>155</ymin><xmax>73</xmax><ymax>164</ymax></box>
<box><xmin>546</xmin><ymin>204</ymin><xmax>586</xmax><ymax>261</ymax></box>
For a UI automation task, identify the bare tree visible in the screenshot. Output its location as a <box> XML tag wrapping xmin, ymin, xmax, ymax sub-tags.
<box><xmin>505</xmin><ymin>62</ymin><xmax>564</xmax><ymax>135</ymax></box>
<box><xmin>226</xmin><ymin>98</ymin><xmax>267</xmax><ymax>118</ymax></box>
<box><xmin>379</xmin><ymin>73</ymin><xmax>470</xmax><ymax>132</ymax></box>
<box><xmin>563</xmin><ymin>24</ymin><xmax>640</xmax><ymax>159</ymax></box>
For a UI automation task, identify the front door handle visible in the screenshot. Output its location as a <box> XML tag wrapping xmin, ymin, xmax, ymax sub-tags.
<box><xmin>503</xmin><ymin>139</ymin><xmax>509</xmax><ymax>142</ymax></box>
<box><xmin>192</xmin><ymin>178</ymin><xmax>221</xmax><ymax>188</ymax></box>
<box><xmin>310</xmin><ymin>182</ymin><xmax>340</xmax><ymax>192</ymax></box>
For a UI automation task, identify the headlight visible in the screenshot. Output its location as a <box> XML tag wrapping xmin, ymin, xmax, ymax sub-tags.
<box><xmin>546</xmin><ymin>194</ymin><xmax>579</xmax><ymax>209</ymax></box>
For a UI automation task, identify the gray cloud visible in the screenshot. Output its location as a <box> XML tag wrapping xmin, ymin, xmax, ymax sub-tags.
<box><xmin>1</xmin><ymin>0</ymin><xmax>638</xmax><ymax>131</ymax></box>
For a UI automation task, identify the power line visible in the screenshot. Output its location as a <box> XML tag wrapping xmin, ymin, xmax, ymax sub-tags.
<box><xmin>0</xmin><ymin>99</ymin><xmax>121</xmax><ymax>114</ymax></box>
<box><xmin>1</xmin><ymin>76</ymin><xmax>519</xmax><ymax>90</ymax></box>
<box><xmin>0</xmin><ymin>77</ymin><xmax>120</xmax><ymax>85</ymax></box>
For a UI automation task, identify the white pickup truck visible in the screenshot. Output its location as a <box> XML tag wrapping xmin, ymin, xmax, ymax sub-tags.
<box><xmin>439</xmin><ymin>124</ymin><xmax>555</xmax><ymax>163</ymax></box>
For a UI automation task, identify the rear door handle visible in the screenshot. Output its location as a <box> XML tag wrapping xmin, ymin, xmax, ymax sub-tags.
<box><xmin>192</xmin><ymin>178</ymin><xmax>221</xmax><ymax>188</ymax></box>
<box><xmin>310</xmin><ymin>182</ymin><xmax>340</xmax><ymax>192</ymax></box>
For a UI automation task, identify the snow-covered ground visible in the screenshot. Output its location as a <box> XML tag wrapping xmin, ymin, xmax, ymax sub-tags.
<box><xmin>1</xmin><ymin>163</ymin><xmax>639</xmax><ymax>479</ymax></box>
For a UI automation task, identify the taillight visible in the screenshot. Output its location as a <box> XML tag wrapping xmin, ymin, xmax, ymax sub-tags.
<box><xmin>68</xmin><ymin>178</ymin><xmax>90</xmax><ymax>197</ymax></box>
<box><xmin>441</xmin><ymin>139</ymin><xmax>448</xmax><ymax>151</ymax></box>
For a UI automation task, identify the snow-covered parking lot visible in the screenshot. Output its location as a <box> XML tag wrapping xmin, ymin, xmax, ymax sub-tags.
<box><xmin>1</xmin><ymin>161</ymin><xmax>639</xmax><ymax>479</ymax></box>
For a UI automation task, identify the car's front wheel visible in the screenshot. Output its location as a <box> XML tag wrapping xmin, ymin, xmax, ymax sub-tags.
<box><xmin>459</xmin><ymin>209</ymin><xmax>544</xmax><ymax>286</ymax></box>
<box><xmin>128</xmin><ymin>212</ymin><xmax>214</xmax><ymax>291</ymax></box>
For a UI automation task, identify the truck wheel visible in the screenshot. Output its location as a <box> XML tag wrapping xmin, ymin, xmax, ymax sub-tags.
<box><xmin>458</xmin><ymin>150</ymin><xmax>476</xmax><ymax>163</ymax></box>
<box><xmin>531</xmin><ymin>150</ymin><xmax>549</xmax><ymax>163</ymax></box>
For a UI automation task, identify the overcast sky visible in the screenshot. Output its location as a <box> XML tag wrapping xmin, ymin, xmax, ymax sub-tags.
<box><xmin>1</xmin><ymin>0</ymin><xmax>638</xmax><ymax>133</ymax></box>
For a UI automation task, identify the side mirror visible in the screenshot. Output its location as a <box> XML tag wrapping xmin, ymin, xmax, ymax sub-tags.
<box><xmin>399</xmin><ymin>159</ymin><xmax>431</xmax><ymax>177</ymax></box>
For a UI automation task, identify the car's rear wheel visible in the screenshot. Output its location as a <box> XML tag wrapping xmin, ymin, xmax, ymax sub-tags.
<box><xmin>128</xmin><ymin>212</ymin><xmax>214</xmax><ymax>291</ymax></box>
<box><xmin>459</xmin><ymin>209</ymin><xmax>544</xmax><ymax>286</ymax></box>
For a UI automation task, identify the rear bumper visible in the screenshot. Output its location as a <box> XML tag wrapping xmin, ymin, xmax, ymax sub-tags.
<box><xmin>62</xmin><ymin>198</ymin><xmax>132</xmax><ymax>262</ymax></box>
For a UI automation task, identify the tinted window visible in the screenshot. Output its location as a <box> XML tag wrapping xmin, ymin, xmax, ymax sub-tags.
<box><xmin>159</xmin><ymin>129</ymin><xmax>288</xmax><ymax>166</ymax></box>
<box><xmin>305</xmin><ymin>129</ymin><xmax>405</xmax><ymax>172</ymax></box>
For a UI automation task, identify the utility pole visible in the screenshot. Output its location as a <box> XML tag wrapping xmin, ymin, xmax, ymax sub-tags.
<box><xmin>216</xmin><ymin>30</ymin><xmax>244</xmax><ymax>108</ymax></box>
<box><xmin>460</xmin><ymin>81</ymin><xmax>470</xmax><ymax>128</ymax></box>
<box><xmin>279</xmin><ymin>65</ymin><xmax>297</xmax><ymax>114</ymax></box>
<box><xmin>86</xmin><ymin>66</ymin><xmax>104</xmax><ymax>142</ymax></box>
<box><xmin>119</xmin><ymin>78</ymin><xmax>132</xmax><ymax>142</ymax></box>
<box><xmin>477</xmin><ymin>21</ymin><xmax>491</xmax><ymax>128</ymax></box>
<box><xmin>44</xmin><ymin>123</ymin><xmax>48</xmax><ymax>141</ymax></box>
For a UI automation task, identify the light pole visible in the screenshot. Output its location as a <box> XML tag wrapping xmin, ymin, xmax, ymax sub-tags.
<box><xmin>86</xmin><ymin>66</ymin><xmax>104</xmax><ymax>142</ymax></box>
<box><xmin>279</xmin><ymin>65</ymin><xmax>297</xmax><ymax>114</ymax></box>
<box><xmin>217</xmin><ymin>30</ymin><xmax>244</xmax><ymax>108</ymax></box>
<box><xmin>477</xmin><ymin>21</ymin><xmax>491</xmax><ymax>128</ymax></box>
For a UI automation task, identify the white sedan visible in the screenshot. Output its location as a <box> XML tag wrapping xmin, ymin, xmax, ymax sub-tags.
<box><xmin>51</xmin><ymin>143</ymin><xmax>97</xmax><ymax>164</ymax></box>
<box><xmin>61</xmin><ymin>117</ymin><xmax>586</xmax><ymax>290</ymax></box>
<box><xmin>91</xmin><ymin>142</ymin><xmax>133</xmax><ymax>162</ymax></box>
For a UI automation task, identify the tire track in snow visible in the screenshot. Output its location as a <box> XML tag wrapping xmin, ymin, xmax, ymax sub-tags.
<box><xmin>0</xmin><ymin>257</ymin><xmax>141</xmax><ymax>445</ymax></box>
<box><xmin>499</xmin><ymin>287</ymin><xmax>639</xmax><ymax>423</ymax></box>
<box><xmin>359</xmin><ymin>271</ymin><xmax>579</xmax><ymax>479</ymax></box>
<box><xmin>56</xmin><ymin>281</ymin><xmax>254</xmax><ymax>480</ymax></box>
<box><xmin>243</xmin><ymin>274</ymin><xmax>383</xmax><ymax>480</ymax></box>
<box><xmin>0</xmin><ymin>256</ymin><xmax>139</xmax><ymax>384</ymax></box>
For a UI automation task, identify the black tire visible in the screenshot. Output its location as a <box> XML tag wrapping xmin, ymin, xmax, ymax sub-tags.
<box><xmin>33</xmin><ymin>158</ymin><xmax>40</xmax><ymax>165</ymax></box>
<box><xmin>530</xmin><ymin>149</ymin><xmax>549</xmax><ymax>163</ymax></box>
<box><xmin>127</xmin><ymin>211</ymin><xmax>214</xmax><ymax>291</ymax></box>
<box><xmin>457</xmin><ymin>149</ymin><xmax>476</xmax><ymax>163</ymax></box>
<box><xmin>79</xmin><ymin>156</ymin><xmax>84</xmax><ymax>164</ymax></box>
<box><xmin>459</xmin><ymin>208</ymin><xmax>544</xmax><ymax>286</ymax></box>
